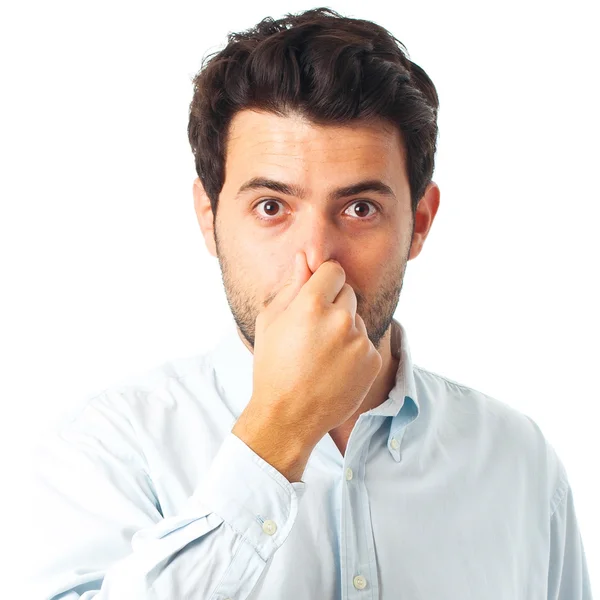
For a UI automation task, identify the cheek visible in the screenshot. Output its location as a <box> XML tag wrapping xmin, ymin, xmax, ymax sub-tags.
<box><xmin>344</xmin><ymin>239</ymin><xmax>393</xmax><ymax>274</ymax></box>
<box><xmin>234</xmin><ymin>245</ymin><xmax>289</xmax><ymax>301</ymax></box>
<box><xmin>346</xmin><ymin>242</ymin><xmax>404</xmax><ymax>290</ymax></box>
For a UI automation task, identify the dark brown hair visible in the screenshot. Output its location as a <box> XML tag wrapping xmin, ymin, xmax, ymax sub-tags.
<box><xmin>188</xmin><ymin>7</ymin><xmax>439</xmax><ymax>219</ymax></box>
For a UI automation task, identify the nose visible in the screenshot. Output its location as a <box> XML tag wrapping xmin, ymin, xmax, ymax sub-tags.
<box><xmin>296</xmin><ymin>208</ymin><xmax>342</xmax><ymax>274</ymax></box>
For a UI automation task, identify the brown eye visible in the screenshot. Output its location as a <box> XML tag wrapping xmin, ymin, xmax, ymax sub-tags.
<box><xmin>344</xmin><ymin>201</ymin><xmax>378</xmax><ymax>219</ymax></box>
<box><xmin>263</xmin><ymin>201</ymin><xmax>280</xmax><ymax>216</ymax></box>
<box><xmin>254</xmin><ymin>199</ymin><xmax>284</xmax><ymax>220</ymax></box>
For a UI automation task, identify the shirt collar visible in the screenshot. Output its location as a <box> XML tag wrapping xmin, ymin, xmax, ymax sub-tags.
<box><xmin>209</xmin><ymin>316</ymin><xmax>420</xmax><ymax>460</ymax></box>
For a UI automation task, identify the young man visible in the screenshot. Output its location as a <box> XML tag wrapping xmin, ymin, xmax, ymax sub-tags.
<box><xmin>30</xmin><ymin>7</ymin><xmax>592</xmax><ymax>599</ymax></box>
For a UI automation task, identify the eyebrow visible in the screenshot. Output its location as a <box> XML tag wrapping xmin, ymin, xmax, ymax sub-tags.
<box><xmin>234</xmin><ymin>177</ymin><xmax>396</xmax><ymax>202</ymax></box>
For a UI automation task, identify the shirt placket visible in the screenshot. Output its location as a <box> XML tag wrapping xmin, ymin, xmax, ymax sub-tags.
<box><xmin>339</xmin><ymin>415</ymin><xmax>381</xmax><ymax>600</ymax></box>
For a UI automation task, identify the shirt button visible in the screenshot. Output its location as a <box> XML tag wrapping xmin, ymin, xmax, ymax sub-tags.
<box><xmin>262</xmin><ymin>520</ymin><xmax>277</xmax><ymax>535</ymax></box>
<box><xmin>353</xmin><ymin>575</ymin><xmax>367</xmax><ymax>589</ymax></box>
<box><xmin>390</xmin><ymin>438</ymin><xmax>400</xmax><ymax>450</ymax></box>
<box><xmin>345</xmin><ymin>467</ymin><xmax>353</xmax><ymax>481</ymax></box>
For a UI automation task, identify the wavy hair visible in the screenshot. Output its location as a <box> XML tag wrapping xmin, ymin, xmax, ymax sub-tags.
<box><xmin>188</xmin><ymin>7</ymin><xmax>439</xmax><ymax>219</ymax></box>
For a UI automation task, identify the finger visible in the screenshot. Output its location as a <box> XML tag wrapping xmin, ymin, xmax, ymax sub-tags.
<box><xmin>332</xmin><ymin>283</ymin><xmax>357</xmax><ymax>320</ymax></box>
<box><xmin>261</xmin><ymin>251</ymin><xmax>312</xmax><ymax>326</ymax></box>
<box><xmin>355</xmin><ymin>312</ymin><xmax>368</xmax><ymax>337</ymax></box>
<box><xmin>298</xmin><ymin>259</ymin><xmax>346</xmax><ymax>306</ymax></box>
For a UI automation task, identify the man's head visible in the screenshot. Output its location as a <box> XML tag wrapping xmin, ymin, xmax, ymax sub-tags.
<box><xmin>189</xmin><ymin>7</ymin><xmax>440</xmax><ymax>352</ymax></box>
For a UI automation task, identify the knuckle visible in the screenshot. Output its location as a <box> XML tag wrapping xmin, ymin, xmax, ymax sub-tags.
<box><xmin>341</xmin><ymin>282</ymin><xmax>353</xmax><ymax>296</ymax></box>
<box><xmin>369</xmin><ymin>346</ymin><xmax>383</xmax><ymax>369</ymax></box>
<box><xmin>334</xmin><ymin>309</ymin><xmax>354</xmax><ymax>332</ymax></box>
<box><xmin>359</xmin><ymin>334</ymin><xmax>375</xmax><ymax>357</ymax></box>
<box><xmin>358</xmin><ymin>335</ymin><xmax>370</xmax><ymax>352</ymax></box>
<box><xmin>303</xmin><ymin>294</ymin><xmax>325</xmax><ymax>315</ymax></box>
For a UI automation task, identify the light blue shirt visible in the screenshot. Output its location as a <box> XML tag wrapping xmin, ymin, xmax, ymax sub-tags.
<box><xmin>29</xmin><ymin>318</ymin><xmax>592</xmax><ymax>599</ymax></box>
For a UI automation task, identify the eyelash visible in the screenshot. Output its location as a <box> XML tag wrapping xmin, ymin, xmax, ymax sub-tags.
<box><xmin>252</xmin><ymin>199</ymin><xmax>380</xmax><ymax>222</ymax></box>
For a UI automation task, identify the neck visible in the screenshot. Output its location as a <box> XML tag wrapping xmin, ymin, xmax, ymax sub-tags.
<box><xmin>359</xmin><ymin>325</ymin><xmax>399</xmax><ymax>414</ymax></box>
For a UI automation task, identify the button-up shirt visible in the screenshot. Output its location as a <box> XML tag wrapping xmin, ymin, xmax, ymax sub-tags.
<box><xmin>29</xmin><ymin>317</ymin><xmax>592</xmax><ymax>599</ymax></box>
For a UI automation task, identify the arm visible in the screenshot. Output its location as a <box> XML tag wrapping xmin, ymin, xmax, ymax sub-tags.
<box><xmin>547</xmin><ymin>478</ymin><xmax>593</xmax><ymax>599</ymax></box>
<box><xmin>28</xmin><ymin>402</ymin><xmax>306</xmax><ymax>600</ymax></box>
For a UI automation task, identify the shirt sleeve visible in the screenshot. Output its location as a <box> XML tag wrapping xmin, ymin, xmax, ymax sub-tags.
<box><xmin>28</xmin><ymin>397</ymin><xmax>306</xmax><ymax>600</ymax></box>
<box><xmin>547</xmin><ymin>475</ymin><xmax>593</xmax><ymax>599</ymax></box>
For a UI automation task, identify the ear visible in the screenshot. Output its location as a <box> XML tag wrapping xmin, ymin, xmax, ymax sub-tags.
<box><xmin>193</xmin><ymin>177</ymin><xmax>218</xmax><ymax>258</ymax></box>
<box><xmin>408</xmin><ymin>181</ymin><xmax>440</xmax><ymax>261</ymax></box>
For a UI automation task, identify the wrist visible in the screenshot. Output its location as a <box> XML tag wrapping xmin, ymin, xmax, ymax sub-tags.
<box><xmin>232</xmin><ymin>406</ymin><xmax>315</xmax><ymax>483</ymax></box>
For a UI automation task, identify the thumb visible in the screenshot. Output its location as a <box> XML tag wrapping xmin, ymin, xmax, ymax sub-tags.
<box><xmin>263</xmin><ymin>251</ymin><xmax>312</xmax><ymax>322</ymax></box>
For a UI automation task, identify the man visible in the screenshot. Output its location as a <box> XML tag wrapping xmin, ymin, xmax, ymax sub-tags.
<box><xmin>30</xmin><ymin>7</ymin><xmax>592</xmax><ymax>599</ymax></box>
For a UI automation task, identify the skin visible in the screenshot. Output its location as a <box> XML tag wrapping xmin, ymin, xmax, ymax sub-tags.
<box><xmin>194</xmin><ymin>108</ymin><xmax>440</xmax><ymax>455</ymax></box>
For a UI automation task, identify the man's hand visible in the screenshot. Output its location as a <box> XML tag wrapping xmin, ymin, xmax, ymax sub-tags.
<box><xmin>232</xmin><ymin>251</ymin><xmax>382</xmax><ymax>482</ymax></box>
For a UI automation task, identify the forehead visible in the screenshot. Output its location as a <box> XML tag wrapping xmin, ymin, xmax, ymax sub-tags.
<box><xmin>224</xmin><ymin>109</ymin><xmax>407</xmax><ymax>180</ymax></box>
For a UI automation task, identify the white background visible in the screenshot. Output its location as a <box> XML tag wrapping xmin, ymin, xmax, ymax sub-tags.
<box><xmin>2</xmin><ymin>0</ymin><xmax>598</xmax><ymax>594</ymax></box>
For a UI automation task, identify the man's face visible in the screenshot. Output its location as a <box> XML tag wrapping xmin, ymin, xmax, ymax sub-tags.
<box><xmin>212</xmin><ymin>109</ymin><xmax>415</xmax><ymax>352</ymax></box>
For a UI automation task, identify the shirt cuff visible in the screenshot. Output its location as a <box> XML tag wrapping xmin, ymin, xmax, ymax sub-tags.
<box><xmin>183</xmin><ymin>431</ymin><xmax>306</xmax><ymax>562</ymax></box>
